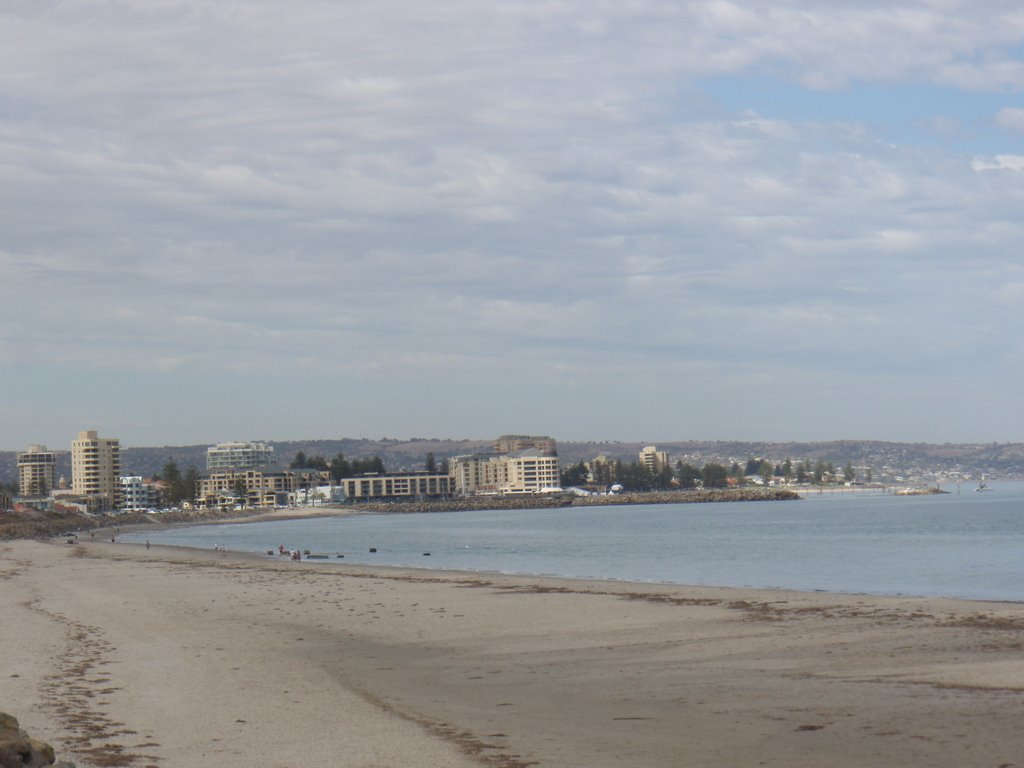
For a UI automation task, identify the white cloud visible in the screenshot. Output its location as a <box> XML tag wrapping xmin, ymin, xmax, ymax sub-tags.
<box><xmin>995</xmin><ymin>107</ymin><xmax>1024</xmax><ymax>132</ymax></box>
<box><xmin>4</xmin><ymin>0</ymin><xmax>1024</xmax><ymax>446</ymax></box>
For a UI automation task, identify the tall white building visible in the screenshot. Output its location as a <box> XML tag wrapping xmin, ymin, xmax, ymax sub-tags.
<box><xmin>71</xmin><ymin>430</ymin><xmax>121</xmax><ymax>511</ymax></box>
<box><xmin>17</xmin><ymin>445</ymin><xmax>55</xmax><ymax>496</ymax></box>
<box><xmin>206</xmin><ymin>441</ymin><xmax>274</xmax><ymax>469</ymax></box>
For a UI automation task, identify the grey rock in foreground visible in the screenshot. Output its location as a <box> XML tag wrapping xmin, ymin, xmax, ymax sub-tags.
<box><xmin>0</xmin><ymin>713</ymin><xmax>75</xmax><ymax>768</ymax></box>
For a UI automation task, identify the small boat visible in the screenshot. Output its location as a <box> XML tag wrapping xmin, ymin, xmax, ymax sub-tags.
<box><xmin>975</xmin><ymin>479</ymin><xmax>992</xmax><ymax>492</ymax></box>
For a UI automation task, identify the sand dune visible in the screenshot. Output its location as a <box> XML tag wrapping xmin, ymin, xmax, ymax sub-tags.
<box><xmin>3</xmin><ymin>539</ymin><xmax>1024</xmax><ymax>767</ymax></box>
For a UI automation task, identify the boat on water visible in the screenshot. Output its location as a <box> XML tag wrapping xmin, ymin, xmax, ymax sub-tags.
<box><xmin>975</xmin><ymin>480</ymin><xmax>992</xmax><ymax>492</ymax></box>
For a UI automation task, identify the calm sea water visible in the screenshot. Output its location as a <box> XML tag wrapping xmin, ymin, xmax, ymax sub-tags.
<box><xmin>122</xmin><ymin>482</ymin><xmax>1024</xmax><ymax>601</ymax></box>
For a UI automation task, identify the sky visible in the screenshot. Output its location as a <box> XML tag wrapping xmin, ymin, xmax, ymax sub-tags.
<box><xmin>2</xmin><ymin>0</ymin><xmax>1024</xmax><ymax>450</ymax></box>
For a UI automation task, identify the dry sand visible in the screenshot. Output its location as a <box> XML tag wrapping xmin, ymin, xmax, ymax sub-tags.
<box><xmin>3</xmin><ymin>538</ymin><xmax>1024</xmax><ymax>767</ymax></box>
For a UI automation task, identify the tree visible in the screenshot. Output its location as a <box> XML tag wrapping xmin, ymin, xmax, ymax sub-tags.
<box><xmin>290</xmin><ymin>451</ymin><xmax>307</xmax><ymax>469</ymax></box>
<box><xmin>675</xmin><ymin>461</ymin><xmax>702</xmax><ymax>489</ymax></box>
<box><xmin>701</xmin><ymin>463</ymin><xmax>729</xmax><ymax>488</ymax></box>
<box><xmin>182</xmin><ymin>466</ymin><xmax>199</xmax><ymax>504</ymax></box>
<box><xmin>439</xmin><ymin>457</ymin><xmax>450</xmax><ymax>475</ymax></box>
<box><xmin>330</xmin><ymin>453</ymin><xmax>351</xmax><ymax>482</ymax></box>
<box><xmin>233</xmin><ymin>477</ymin><xmax>248</xmax><ymax>506</ymax></box>
<box><xmin>560</xmin><ymin>461</ymin><xmax>588</xmax><ymax>488</ymax></box>
<box><xmin>843</xmin><ymin>462</ymin><xmax>856</xmax><ymax>482</ymax></box>
<box><xmin>425</xmin><ymin>452</ymin><xmax>437</xmax><ymax>473</ymax></box>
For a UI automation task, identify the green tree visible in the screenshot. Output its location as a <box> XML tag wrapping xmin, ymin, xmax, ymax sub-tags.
<box><xmin>675</xmin><ymin>461</ymin><xmax>702</xmax><ymax>489</ymax></box>
<box><xmin>425</xmin><ymin>452</ymin><xmax>437</xmax><ymax>473</ymax></box>
<box><xmin>439</xmin><ymin>457</ymin><xmax>450</xmax><ymax>475</ymax></box>
<box><xmin>182</xmin><ymin>466</ymin><xmax>199</xmax><ymax>504</ymax></box>
<box><xmin>330</xmin><ymin>453</ymin><xmax>351</xmax><ymax>482</ymax></box>
<box><xmin>701</xmin><ymin>463</ymin><xmax>729</xmax><ymax>488</ymax></box>
<box><xmin>233</xmin><ymin>477</ymin><xmax>248</xmax><ymax>506</ymax></box>
<box><xmin>560</xmin><ymin>461</ymin><xmax>588</xmax><ymax>487</ymax></box>
<box><xmin>843</xmin><ymin>462</ymin><xmax>856</xmax><ymax>482</ymax></box>
<box><xmin>291</xmin><ymin>451</ymin><xmax>307</xmax><ymax>469</ymax></box>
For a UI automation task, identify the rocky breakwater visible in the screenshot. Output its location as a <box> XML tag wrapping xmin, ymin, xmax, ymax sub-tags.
<box><xmin>0</xmin><ymin>713</ymin><xmax>74</xmax><ymax>768</ymax></box>
<box><xmin>571</xmin><ymin>488</ymin><xmax>801</xmax><ymax>506</ymax></box>
<box><xmin>351</xmin><ymin>487</ymin><xmax>799</xmax><ymax>514</ymax></box>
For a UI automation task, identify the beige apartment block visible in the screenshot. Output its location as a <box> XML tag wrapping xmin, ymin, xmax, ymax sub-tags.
<box><xmin>451</xmin><ymin>450</ymin><xmax>561</xmax><ymax>495</ymax></box>
<box><xmin>639</xmin><ymin>445</ymin><xmax>669</xmax><ymax>472</ymax></box>
<box><xmin>341</xmin><ymin>472</ymin><xmax>452</xmax><ymax>500</ymax></box>
<box><xmin>494</xmin><ymin>434</ymin><xmax>557</xmax><ymax>455</ymax></box>
<box><xmin>71</xmin><ymin>430</ymin><xmax>122</xmax><ymax>511</ymax></box>
<box><xmin>17</xmin><ymin>444</ymin><xmax>56</xmax><ymax>496</ymax></box>
<box><xmin>198</xmin><ymin>467</ymin><xmax>329</xmax><ymax>508</ymax></box>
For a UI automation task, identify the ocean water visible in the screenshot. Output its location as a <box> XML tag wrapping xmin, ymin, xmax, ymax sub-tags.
<box><xmin>122</xmin><ymin>482</ymin><xmax>1024</xmax><ymax>601</ymax></box>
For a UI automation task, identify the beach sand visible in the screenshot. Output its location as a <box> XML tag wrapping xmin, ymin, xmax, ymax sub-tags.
<box><xmin>3</xmin><ymin>539</ymin><xmax>1024</xmax><ymax>767</ymax></box>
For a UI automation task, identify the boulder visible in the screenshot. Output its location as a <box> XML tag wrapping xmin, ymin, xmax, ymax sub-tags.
<box><xmin>0</xmin><ymin>712</ymin><xmax>60</xmax><ymax>768</ymax></box>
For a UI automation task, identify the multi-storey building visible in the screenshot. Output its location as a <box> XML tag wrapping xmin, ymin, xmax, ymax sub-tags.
<box><xmin>639</xmin><ymin>446</ymin><xmax>669</xmax><ymax>473</ymax></box>
<box><xmin>450</xmin><ymin>450</ymin><xmax>561</xmax><ymax>495</ymax></box>
<box><xmin>206</xmin><ymin>441</ymin><xmax>274</xmax><ymax>469</ymax></box>
<box><xmin>340</xmin><ymin>472</ymin><xmax>451</xmax><ymax>501</ymax></box>
<box><xmin>71</xmin><ymin>430</ymin><xmax>121</xmax><ymax>511</ymax></box>
<box><xmin>17</xmin><ymin>444</ymin><xmax>56</xmax><ymax>496</ymax></box>
<box><xmin>197</xmin><ymin>466</ymin><xmax>329</xmax><ymax>508</ymax></box>
<box><xmin>494</xmin><ymin>435</ymin><xmax>557</xmax><ymax>455</ymax></box>
<box><xmin>120</xmin><ymin>476</ymin><xmax>163</xmax><ymax>511</ymax></box>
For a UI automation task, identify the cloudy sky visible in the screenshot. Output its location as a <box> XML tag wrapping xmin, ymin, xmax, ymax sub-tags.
<box><xmin>3</xmin><ymin>0</ymin><xmax>1024</xmax><ymax>450</ymax></box>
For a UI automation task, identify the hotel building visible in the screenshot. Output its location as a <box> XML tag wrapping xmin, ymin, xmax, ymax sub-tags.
<box><xmin>17</xmin><ymin>444</ymin><xmax>56</xmax><ymax>496</ymax></box>
<box><xmin>71</xmin><ymin>430</ymin><xmax>122</xmax><ymax>511</ymax></box>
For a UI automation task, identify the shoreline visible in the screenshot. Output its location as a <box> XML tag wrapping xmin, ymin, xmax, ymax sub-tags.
<box><xmin>5</xmin><ymin>540</ymin><xmax>1024</xmax><ymax>767</ymax></box>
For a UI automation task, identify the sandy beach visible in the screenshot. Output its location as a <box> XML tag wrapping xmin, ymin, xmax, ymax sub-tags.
<box><xmin>3</xmin><ymin>539</ymin><xmax>1024</xmax><ymax>767</ymax></box>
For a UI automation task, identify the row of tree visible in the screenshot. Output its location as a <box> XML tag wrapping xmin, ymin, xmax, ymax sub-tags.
<box><xmin>560</xmin><ymin>457</ymin><xmax>873</xmax><ymax>492</ymax></box>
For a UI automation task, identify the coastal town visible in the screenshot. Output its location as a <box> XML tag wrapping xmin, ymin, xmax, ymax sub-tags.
<box><xmin>2</xmin><ymin>431</ymin><xmax>1021</xmax><ymax>518</ymax></box>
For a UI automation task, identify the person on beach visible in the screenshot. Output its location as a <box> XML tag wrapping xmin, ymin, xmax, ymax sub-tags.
<box><xmin>146</xmin><ymin>540</ymin><xmax>150</xmax><ymax>550</ymax></box>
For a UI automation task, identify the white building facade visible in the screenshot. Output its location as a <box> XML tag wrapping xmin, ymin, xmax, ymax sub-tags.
<box><xmin>206</xmin><ymin>441</ymin><xmax>275</xmax><ymax>469</ymax></box>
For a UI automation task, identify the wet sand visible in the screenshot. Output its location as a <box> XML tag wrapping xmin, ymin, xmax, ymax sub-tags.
<box><xmin>3</xmin><ymin>538</ymin><xmax>1024</xmax><ymax>767</ymax></box>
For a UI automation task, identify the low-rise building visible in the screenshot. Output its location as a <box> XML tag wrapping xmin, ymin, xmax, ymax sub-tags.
<box><xmin>340</xmin><ymin>472</ymin><xmax>451</xmax><ymax>501</ymax></box>
<box><xmin>197</xmin><ymin>466</ymin><xmax>330</xmax><ymax>509</ymax></box>
<box><xmin>494</xmin><ymin>435</ymin><xmax>557</xmax><ymax>455</ymax></box>
<box><xmin>120</xmin><ymin>476</ymin><xmax>163</xmax><ymax>511</ymax></box>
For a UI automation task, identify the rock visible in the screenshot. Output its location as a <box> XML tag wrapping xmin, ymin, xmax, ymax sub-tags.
<box><xmin>0</xmin><ymin>712</ymin><xmax>68</xmax><ymax>768</ymax></box>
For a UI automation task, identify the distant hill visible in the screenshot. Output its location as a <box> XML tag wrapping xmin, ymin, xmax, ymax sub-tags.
<box><xmin>1</xmin><ymin>438</ymin><xmax>1021</xmax><ymax>486</ymax></box>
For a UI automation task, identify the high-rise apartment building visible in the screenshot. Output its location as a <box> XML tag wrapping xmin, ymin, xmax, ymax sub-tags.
<box><xmin>71</xmin><ymin>430</ymin><xmax>122</xmax><ymax>511</ymax></box>
<box><xmin>17</xmin><ymin>445</ymin><xmax>56</xmax><ymax>496</ymax></box>
<box><xmin>639</xmin><ymin>445</ymin><xmax>668</xmax><ymax>473</ymax></box>
<box><xmin>206</xmin><ymin>441</ymin><xmax>274</xmax><ymax>469</ymax></box>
